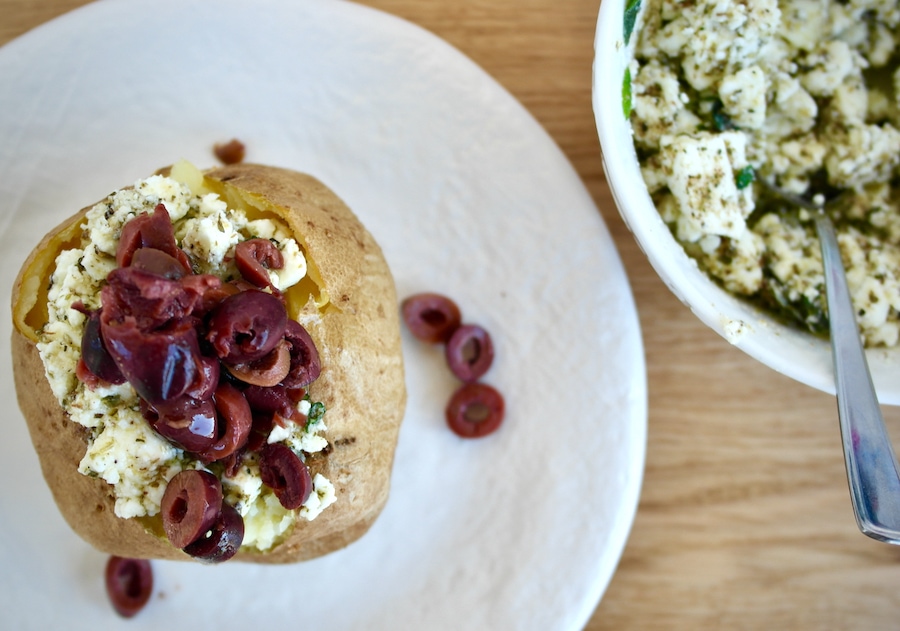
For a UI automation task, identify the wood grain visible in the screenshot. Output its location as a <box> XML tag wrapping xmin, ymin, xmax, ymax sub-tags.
<box><xmin>5</xmin><ymin>1</ymin><xmax>900</xmax><ymax>628</ymax></box>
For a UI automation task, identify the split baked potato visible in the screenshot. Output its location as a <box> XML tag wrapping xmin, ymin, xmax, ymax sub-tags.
<box><xmin>11</xmin><ymin>162</ymin><xmax>406</xmax><ymax>563</ymax></box>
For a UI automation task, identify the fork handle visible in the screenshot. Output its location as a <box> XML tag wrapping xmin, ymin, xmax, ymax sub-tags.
<box><xmin>816</xmin><ymin>214</ymin><xmax>900</xmax><ymax>543</ymax></box>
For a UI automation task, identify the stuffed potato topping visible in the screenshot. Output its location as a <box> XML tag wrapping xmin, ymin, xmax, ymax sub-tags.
<box><xmin>11</xmin><ymin>161</ymin><xmax>406</xmax><ymax>563</ymax></box>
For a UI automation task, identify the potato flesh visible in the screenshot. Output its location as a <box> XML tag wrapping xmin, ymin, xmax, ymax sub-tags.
<box><xmin>171</xmin><ymin>160</ymin><xmax>332</xmax><ymax>315</ymax></box>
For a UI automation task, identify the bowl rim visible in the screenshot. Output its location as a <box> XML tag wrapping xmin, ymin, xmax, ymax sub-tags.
<box><xmin>591</xmin><ymin>0</ymin><xmax>900</xmax><ymax>405</ymax></box>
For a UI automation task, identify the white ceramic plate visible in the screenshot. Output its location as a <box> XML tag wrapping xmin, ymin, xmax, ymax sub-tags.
<box><xmin>0</xmin><ymin>0</ymin><xmax>646</xmax><ymax>628</ymax></box>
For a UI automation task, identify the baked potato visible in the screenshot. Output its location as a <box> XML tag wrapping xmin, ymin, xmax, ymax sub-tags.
<box><xmin>11</xmin><ymin>162</ymin><xmax>406</xmax><ymax>563</ymax></box>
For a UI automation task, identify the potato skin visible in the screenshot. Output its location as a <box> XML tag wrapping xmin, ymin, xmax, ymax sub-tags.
<box><xmin>11</xmin><ymin>164</ymin><xmax>406</xmax><ymax>563</ymax></box>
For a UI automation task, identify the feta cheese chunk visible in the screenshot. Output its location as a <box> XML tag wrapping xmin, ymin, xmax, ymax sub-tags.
<box><xmin>660</xmin><ymin>132</ymin><xmax>753</xmax><ymax>242</ymax></box>
<box><xmin>719</xmin><ymin>66</ymin><xmax>768</xmax><ymax>130</ymax></box>
<box><xmin>178</xmin><ymin>203</ymin><xmax>242</xmax><ymax>275</ymax></box>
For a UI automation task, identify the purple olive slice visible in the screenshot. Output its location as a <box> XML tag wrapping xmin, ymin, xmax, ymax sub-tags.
<box><xmin>281</xmin><ymin>319</ymin><xmax>321</xmax><ymax>388</ymax></box>
<box><xmin>184</xmin><ymin>354</ymin><xmax>221</xmax><ymax>402</ymax></box>
<box><xmin>105</xmin><ymin>556</ymin><xmax>153</xmax><ymax>618</ymax></box>
<box><xmin>196</xmin><ymin>382</ymin><xmax>252</xmax><ymax>462</ymax></box>
<box><xmin>401</xmin><ymin>293</ymin><xmax>461</xmax><ymax>343</ymax></box>
<box><xmin>445</xmin><ymin>324</ymin><xmax>494</xmax><ymax>383</ymax></box>
<box><xmin>80</xmin><ymin>309</ymin><xmax>126</xmax><ymax>384</ymax></box>
<box><xmin>101</xmin><ymin>316</ymin><xmax>201</xmax><ymax>405</ymax></box>
<box><xmin>226</xmin><ymin>339</ymin><xmax>291</xmax><ymax>387</ymax></box>
<box><xmin>445</xmin><ymin>382</ymin><xmax>505</xmax><ymax>438</ymax></box>
<box><xmin>183</xmin><ymin>502</ymin><xmax>245</xmax><ymax>563</ymax></box>
<box><xmin>242</xmin><ymin>383</ymin><xmax>294</xmax><ymax>417</ymax></box>
<box><xmin>160</xmin><ymin>470</ymin><xmax>223</xmax><ymax>549</ymax></box>
<box><xmin>146</xmin><ymin>398</ymin><xmax>218</xmax><ymax>453</ymax></box>
<box><xmin>205</xmin><ymin>290</ymin><xmax>287</xmax><ymax>364</ymax></box>
<box><xmin>129</xmin><ymin>247</ymin><xmax>187</xmax><ymax>280</ymax></box>
<box><xmin>115</xmin><ymin>203</ymin><xmax>191</xmax><ymax>273</ymax></box>
<box><xmin>234</xmin><ymin>238</ymin><xmax>283</xmax><ymax>290</ymax></box>
<box><xmin>259</xmin><ymin>442</ymin><xmax>313</xmax><ymax>509</ymax></box>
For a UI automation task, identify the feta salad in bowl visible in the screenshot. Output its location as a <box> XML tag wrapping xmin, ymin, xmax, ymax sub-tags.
<box><xmin>594</xmin><ymin>0</ymin><xmax>900</xmax><ymax>402</ymax></box>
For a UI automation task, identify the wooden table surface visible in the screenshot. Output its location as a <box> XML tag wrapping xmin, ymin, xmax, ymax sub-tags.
<box><xmin>5</xmin><ymin>1</ymin><xmax>900</xmax><ymax>628</ymax></box>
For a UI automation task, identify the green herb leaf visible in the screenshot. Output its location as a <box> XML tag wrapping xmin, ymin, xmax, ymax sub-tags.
<box><xmin>307</xmin><ymin>401</ymin><xmax>326</xmax><ymax>425</ymax></box>
<box><xmin>735</xmin><ymin>166</ymin><xmax>756</xmax><ymax>190</ymax></box>
<box><xmin>624</xmin><ymin>0</ymin><xmax>642</xmax><ymax>45</ymax></box>
<box><xmin>622</xmin><ymin>67</ymin><xmax>633</xmax><ymax>119</ymax></box>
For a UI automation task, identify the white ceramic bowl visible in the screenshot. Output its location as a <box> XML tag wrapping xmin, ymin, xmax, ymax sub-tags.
<box><xmin>592</xmin><ymin>0</ymin><xmax>900</xmax><ymax>404</ymax></box>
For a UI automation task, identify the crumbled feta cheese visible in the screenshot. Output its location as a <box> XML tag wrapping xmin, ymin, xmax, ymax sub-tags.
<box><xmin>269</xmin><ymin>238</ymin><xmax>308</xmax><ymax>291</ymax></box>
<box><xmin>630</xmin><ymin>0</ymin><xmax>900</xmax><ymax>347</ymax></box>
<box><xmin>178</xmin><ymin>206</ymin><xmax>242</xmax><ymax>275</ymax></box>
<box><xmin>691</xmin><ymin>230</ymin><xmax>766</xmax><ymax>295</ymax></box>
<box><xmin>801</xmin><ymin>40</ymin><xmax>863</xmax><ymax>97</ymax></box>
<box><xmin>631</xmin><ymin>59</ymin><xmax>701</xmax><ymax>149</ymax></box>
<box><xmin>824</xmin><ymin>123</ymin><xmax>900</xmax><ymax>188</ymax></box>
<box><xmin>78</xmin><ymin>408</ymin><xmax>184</xmax><ymax>518</ymax></box>
<box><xmin>722</xmin><ymin>318</ymin><xmax>752</xmax><ymax>343</ymax></box>
<box><xmin>766</xmin><ymin>73</ymin><xmax>818</xmax><ymax>137</ymax></box>
<box><xmin>675</xmin><ymin>0</ymin><xmax>781</xmax><ymax>92</ymax></box>
<box><xmin>300</xmin><ymin>474</ymin><xmax>337</xmax><ymax>521</ymax></box>
<box><xmin>245</xmin><ymin>218</ymin><xmax>291</xmax><ymax>242</ymax></box>
<box><xmin>270</xmin><ymin>400</ymin><xmax>330</xmax><ymax>454</ymax></box>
